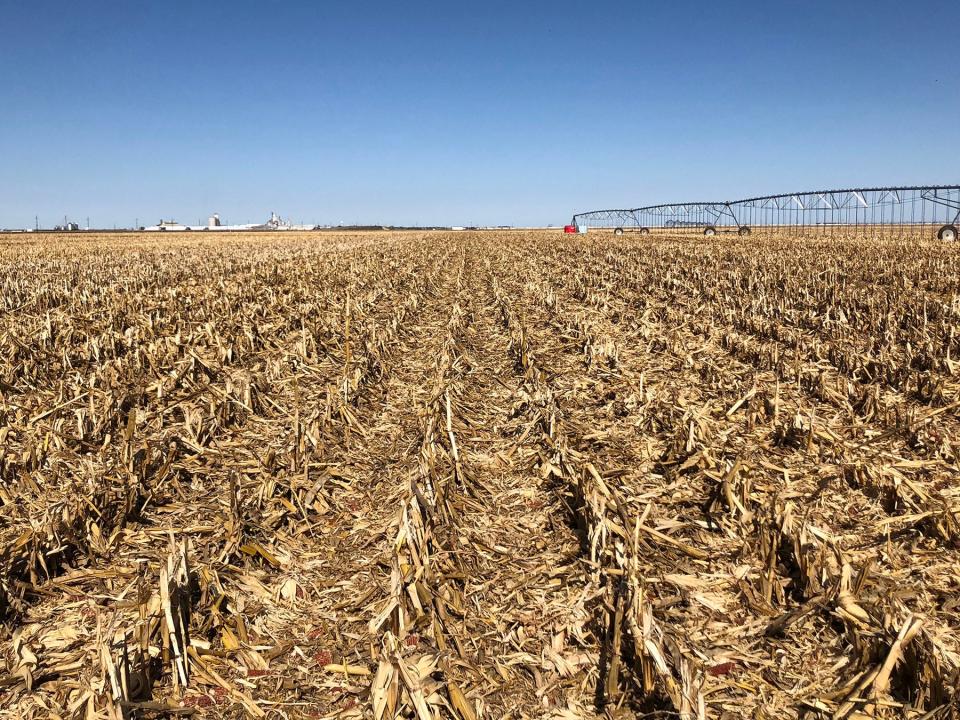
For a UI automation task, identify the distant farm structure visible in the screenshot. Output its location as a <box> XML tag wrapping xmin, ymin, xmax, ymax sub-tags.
<box><xmin>143</xmin><ymin>211</ymin><xmax>315</xmax><ymax>232</ymax></box>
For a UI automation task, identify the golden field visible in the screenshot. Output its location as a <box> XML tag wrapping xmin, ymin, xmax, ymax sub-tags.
<box><xmin>1</xmin><ymin>230</ymin><xmax>958</xmax><ymax>719</ymax></box>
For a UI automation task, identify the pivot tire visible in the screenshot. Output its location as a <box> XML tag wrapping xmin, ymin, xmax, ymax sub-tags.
<box><xmin>639</xmin><ymin>227</ymin><xmax>650</xmax><ymax>235</ymax></box>
<box><xmin>738</xmin><ymin>226</ymin><xmax>751</xmax><ymax>236</ymax></box>
<box><xmin>613</xmin><ymin>227</ymin><xmax>624</xmax><ymax>236</ymax></box>
<box><xmin>703</xmin><ymin>226</ymin><xmax>717</xmax><ymax>236</ymax></box>
<box><xmin>938</xmin><ymin>224</ymin><xmax>958</xmax><ymax>241</ymax></box>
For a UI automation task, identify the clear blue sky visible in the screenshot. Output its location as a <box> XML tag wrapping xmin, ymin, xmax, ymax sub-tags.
<box><xmin>2</xmin><ymin>1</ymin><xmax>958</xmax><ymax>228</ymax></box>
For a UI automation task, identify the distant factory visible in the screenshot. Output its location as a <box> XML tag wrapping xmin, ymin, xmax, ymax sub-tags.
<box><xmin>143</xmin><ymin>212</ymin><xmax>315</xmax><ymax>232</ymax></box>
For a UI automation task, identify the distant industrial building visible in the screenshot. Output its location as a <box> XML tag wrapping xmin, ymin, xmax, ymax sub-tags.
<box><xmin>143</xmin><ymin>211</ymin><xmax>314</xmax><ymax>232</ymax></box>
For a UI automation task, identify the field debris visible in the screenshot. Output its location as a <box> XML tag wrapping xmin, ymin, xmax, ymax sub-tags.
<box><xmin>1</xmin><ymin>229</ymin><xmax>959</xmax><ymax>718</ymax></box>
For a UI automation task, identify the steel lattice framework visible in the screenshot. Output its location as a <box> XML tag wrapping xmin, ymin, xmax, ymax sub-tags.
<box><xmin>571</xmin><ymin>185</ymin><xmax>960</xmax><ymax>239</ymax></box>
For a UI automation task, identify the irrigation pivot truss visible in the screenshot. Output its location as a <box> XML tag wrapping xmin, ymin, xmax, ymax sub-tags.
<box><xmin>571</xmin><ymin>185</ymin><xmax>960</xmax><ymax>240</ymax></box>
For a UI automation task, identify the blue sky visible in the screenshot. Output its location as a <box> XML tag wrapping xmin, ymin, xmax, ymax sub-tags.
<box><xmin>1</xmin><ymin>1</ymin><xmax>958</xmax><ymax>228</ymax></box>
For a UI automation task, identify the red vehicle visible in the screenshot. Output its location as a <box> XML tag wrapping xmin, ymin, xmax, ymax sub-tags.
<box><xmin>563</xmin><ymin>224</ymin><xmax>577</xmax><ymax>233</ymax></box>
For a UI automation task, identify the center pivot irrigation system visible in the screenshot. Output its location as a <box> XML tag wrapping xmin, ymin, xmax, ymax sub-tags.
<box><xmin>571</xmin><ymin>185</ymin><xmax>960</xmax><ymax>240</ymax></box>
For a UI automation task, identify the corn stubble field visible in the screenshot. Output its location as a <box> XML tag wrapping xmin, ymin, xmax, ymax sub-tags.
<box><xmin>1</xmin><ymin>229</ymin><xmax>959</xmax><ymax>720</ymax></box>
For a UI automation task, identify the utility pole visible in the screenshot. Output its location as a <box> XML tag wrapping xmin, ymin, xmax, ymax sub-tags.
<box><xmin>35</xmin><ymin>215</ymin><xmax>39</xmax><ymax>231</ymax></box>
<box><xmin>86</xmin><ymin>217</ymin><xmax>90</xmax><ymax>230</ymax></box>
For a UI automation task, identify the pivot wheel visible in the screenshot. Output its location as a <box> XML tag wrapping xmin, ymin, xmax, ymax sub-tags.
<box><xmin>638</xmin><ymin>227</ymin><xmax>650</xmax><ymax>235</ymax></box>
<box><xmin>613</xmin><ymin>227</ymin><xmax>624</xmax><ymax>236</ymax></box>
<box><xmin>703</xmin><ymin>226</ymin><xmax>717</xmax><ymax>236</ymax></box>
<box><xmin>738</xmin><ymin>226</ymin><xmax>751</xmax><ymax>236</ymax></box>
<box><xmin>938</xmin><ymin>224</ymin><xmax>958</xmax><ymax>241</ymax></box>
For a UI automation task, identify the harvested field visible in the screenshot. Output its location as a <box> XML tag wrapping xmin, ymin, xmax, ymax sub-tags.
<box><xmin>1</xmin><ymin>229</ymin><xmax>959</xmax><ymax>719</ymax></box>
